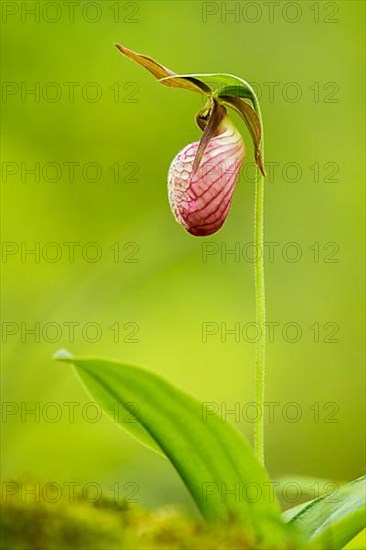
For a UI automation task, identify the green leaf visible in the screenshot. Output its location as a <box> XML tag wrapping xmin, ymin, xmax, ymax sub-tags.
<box><xmin>283</xmin><ymin>476</ymin><xmax>366</xmax><ymax>549</ymax></box>
<box><xmin>54</xmin><ymin>350</ymin><xmax>288</xmax><ymax>547</ymax></box>
<box><xmin>55</xmin><ymin>349</ymin><xmax>163</xmax><ymax>456</ymax></box>
<box><xmin>343</xmin><ymin>529</ymin><xmax>366</xmax><ymax>550</ymax></box>
<box><xmin>275</xmin><ymin>475</ymin><xmax>345</xmax><ymax>499</ymax></box>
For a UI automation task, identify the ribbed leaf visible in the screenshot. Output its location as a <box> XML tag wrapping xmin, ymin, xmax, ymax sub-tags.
<box><xmin>54</xmin><ymin>350</ymin><xmax>288</xmax><ymax>547</ymax></box>
<box><xmin>283</xmin><ymin>476</ymin><xmax>366</xmax><ymax>549</ymax></box>
<box><xmin>275</xmin><ymin>475</ymin><xmax>345</xmax><ymax>500</ymax></box>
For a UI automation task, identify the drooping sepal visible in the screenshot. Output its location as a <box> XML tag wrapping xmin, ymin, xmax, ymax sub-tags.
<box><xmin>115</xmin><ymin>44</ymin><xmax>265</xmax><ymax>177</ymax></box>
<box><xmin>219</xmin><ymin>95</ymin><xmax>266</xmax><ymax>176</ymax></box>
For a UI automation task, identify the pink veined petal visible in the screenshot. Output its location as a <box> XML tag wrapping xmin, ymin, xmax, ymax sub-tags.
<box><xmin>168</xmin><ymin>121</ymin><xmax>245</xmax><ymax>236</ymax></box>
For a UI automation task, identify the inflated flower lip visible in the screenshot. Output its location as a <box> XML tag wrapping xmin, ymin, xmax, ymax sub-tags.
<box><xmin>115</xmin><ymin>44</ymin><xmax>265</xmax><ymax>235</ymax></box>
<box><xmin>168</xmin><ymin>102</ymin><xmax>245</xmax><ymax>236</ymax></box>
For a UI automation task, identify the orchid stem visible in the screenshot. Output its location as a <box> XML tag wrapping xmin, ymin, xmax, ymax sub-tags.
<box><xmin>252</xmin><ymin>95</ymin><xmax>266</xmax><ymax>467</ymax></box>
<box><xmin>254</xmin><ymin>166</ymin><xmax>265</xmax><ymax>466</ymax></box>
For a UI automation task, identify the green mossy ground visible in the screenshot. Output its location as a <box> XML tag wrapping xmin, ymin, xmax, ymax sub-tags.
<box><xmin>3</xmin><ymin>485</ymin><xmax>363</xmax><ymax>549</ymax></box>
<box><xmin>0</xmin><ymin>492</ymin><xmax>261</xmax><ymax>550</ymax></box>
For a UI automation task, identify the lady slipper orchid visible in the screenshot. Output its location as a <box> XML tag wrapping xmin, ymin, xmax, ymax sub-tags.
<box><xmin>115</xmin><ymin>44</ymin><xmax>265</xmax><ymax>237</ymax></box>
<box><xmin>116</xmin><ymin>44</ymin><xmax>268</xmax><ymax>466</ymax></box>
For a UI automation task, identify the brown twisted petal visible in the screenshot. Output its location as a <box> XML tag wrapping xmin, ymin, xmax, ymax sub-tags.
<box><xmin>168</xmin><ymin>119</ymin><xmax>245</xmax><ymax>236</ymax></box>
<box><xmin>114</xmin><ymin>44</ymin><xmax>210</xmax><ymax>94</ymax></box>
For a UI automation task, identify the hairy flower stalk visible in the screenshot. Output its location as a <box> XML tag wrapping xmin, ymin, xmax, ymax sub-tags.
<box><xmin>168</xmin><ymin>115</ymin><xmax>245</xmax><ymax>236</ymax></box>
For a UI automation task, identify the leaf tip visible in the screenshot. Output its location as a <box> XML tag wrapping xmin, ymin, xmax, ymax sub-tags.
<box><xmin>53</xmin><ymin>348</ymin><xmax>74</xmax><ymax>362</ymax></box>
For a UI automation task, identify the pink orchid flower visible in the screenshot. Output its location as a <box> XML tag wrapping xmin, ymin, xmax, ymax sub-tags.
<box><xmin>115</xmin><ymin>45</ymin><xmax>265</xmax><ymax>236</ymax></box>
<box><xmin>168</xmin><ymin>113</ymin><xmax>245</xmax><ymax>236</ymax></box>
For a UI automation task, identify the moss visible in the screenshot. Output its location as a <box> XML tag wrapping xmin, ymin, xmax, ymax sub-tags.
<box><xmin>1</xmin><ymin>485</ymin><xmax>300</xmax><ymax>549</ymax></box>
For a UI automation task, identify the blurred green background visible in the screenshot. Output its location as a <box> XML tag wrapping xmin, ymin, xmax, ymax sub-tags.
<box><xmin>1</xmin><ymin>0</ymin><xmax>365</xmax><ymax>514</ymax></box>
